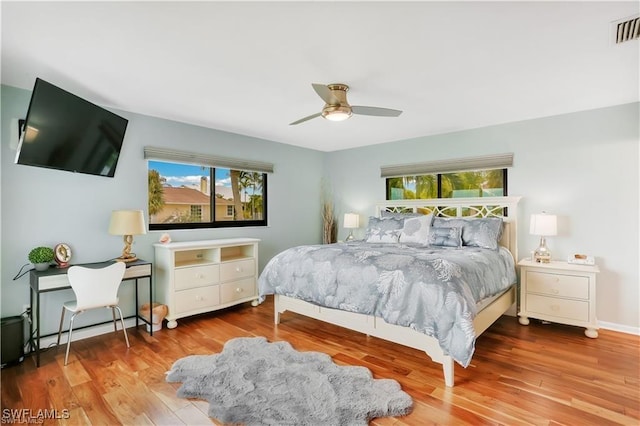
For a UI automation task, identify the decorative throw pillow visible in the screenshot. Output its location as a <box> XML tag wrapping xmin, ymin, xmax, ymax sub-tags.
<box><xmin>399</xmin><ymin>213</ymin><xmax>433</xmax><ymax>244</ymax></box>
<box><xmin>432</xmin><ymin>217</ymin><xmax>503</xmax><ymax>250</ymax></box>
<box><xmin>364</xmin><ymin>217</ymin><xmax>403</xmax><ymax>243</ymax></box>
<box><xmin>427</xmin><ymin>226</ymin><xmax>463</xmax><ymax>248</ymax></box>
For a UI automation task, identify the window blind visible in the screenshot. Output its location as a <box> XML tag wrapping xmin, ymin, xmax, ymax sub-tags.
<box><xmin>144</xmin><ymin>146</ymin><xmax>274</xmax><ymax>174</ymax></box>
<box><xmin>380</xmin><ymin>153</ymin><xmax>513</xmax><ymax>178</ymax></box>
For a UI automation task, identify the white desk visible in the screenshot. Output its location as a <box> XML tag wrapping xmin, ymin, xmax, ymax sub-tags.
<box><xmin>29</xmin><ymin>259</ymin><xmax>152</xmax><ymax>367</ymax></box>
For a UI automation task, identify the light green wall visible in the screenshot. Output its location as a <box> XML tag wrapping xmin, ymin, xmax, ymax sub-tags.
<box><xmin>326</xmin><ymin>102</ymin><xmax>640</xmax><ymax>330</ymax></box>
<box><xmin>2</xmin><ymin>82</ymin><xmax>638</xmax><ymax>334</ymax></box>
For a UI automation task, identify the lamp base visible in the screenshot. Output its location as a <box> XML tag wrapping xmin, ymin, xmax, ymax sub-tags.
<box><xmin>115</xmin><ymin>235</ymin><xmax>137</xmax><ymax>263</ymax></box>
<box><xmin>533</xmin><ymin>252</ymin><xmax>551</xmax><ymax>263</ymax></box>
<box><xmin>534</xmin><ymin>236</ymin><xmax>552</xmax><ymax>263</ymax></box>
<box><xmin>115</xmin><ymin>255</ymin><xmax>138</xmax><ymax>263</ymax></box>
<box><xmin>345</xmin><ymin>231</ymin><xmax>355</xmax><ymax>241</ymax></box>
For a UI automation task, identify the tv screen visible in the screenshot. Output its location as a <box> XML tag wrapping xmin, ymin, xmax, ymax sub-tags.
<box><xmin>14</xmin><ymin>78</ymin><xmax>128</xmax><ymax>177</ymax></box>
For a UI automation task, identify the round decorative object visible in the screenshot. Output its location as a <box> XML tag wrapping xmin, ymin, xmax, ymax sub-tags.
<box><xmin>54</xmin><ymin>243</ymin><xmax>72</xmax><ymax>267</ymax></box>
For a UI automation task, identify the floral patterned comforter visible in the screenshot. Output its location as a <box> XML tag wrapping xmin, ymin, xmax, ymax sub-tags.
<box><xmin>258</xmin><ymin>241</ymin><xmax>516</xmax><ymax>367</ymax></box>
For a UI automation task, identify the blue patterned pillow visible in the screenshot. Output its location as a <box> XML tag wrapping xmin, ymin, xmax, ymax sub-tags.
<box><xmin>365</xmin><ymin>217</ymin><xmax>403</xmax><ymax>243</ymax></box>
<box><xmin>432</xmin><ymin>217</ymin><xmax>503</xmax><ymax>250</ymax></box>
<box><xmin>427</xmin><ymin>226</ymin><xmax>462</xmax><ymax>248</ymax></box>
<box><xmin>399</xmin><ymin>214</ymin><xmax>433</xmax><ymax>244</ymax></box>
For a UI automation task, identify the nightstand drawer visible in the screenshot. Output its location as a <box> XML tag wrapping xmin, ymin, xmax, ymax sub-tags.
<box><xmin>174</xmin><ymin>285</ymin><xmax>220</xmax><ymax>313</ymax></box>
<box><xmin>526</xmin><ymin>294</ymin><xmax>589</xmax><ymax>322</ymax></box>
<box><xmin>174</xmin><ymin>265</ymin><xmax>220</xmax><ymax>290</ymax></box>
<box><xmin>526</xmin><ymin>271</ymin><xmax>589</xmax><ymax>299</ymax></box>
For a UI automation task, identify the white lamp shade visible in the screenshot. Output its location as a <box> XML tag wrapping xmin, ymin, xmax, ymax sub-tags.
<box><xmin>343</xmin><ymin>213</ymin><xmax>360</xmax><ymax>229</ymax></box>
<box><xmin>109</xmin><ymin>210</ymin><xmax>147</xmax><ymax>235</ymax></box>
<box><xmin>530</xmin><ymin>213</ymin><xmax>557</xmax><ymax>236</ymax></box>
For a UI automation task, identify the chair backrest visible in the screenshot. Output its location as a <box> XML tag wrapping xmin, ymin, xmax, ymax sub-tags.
<box><xmin>67</xmin><ymin>262</ymin><xmax>126</xmax><ymax>310</ymax></box>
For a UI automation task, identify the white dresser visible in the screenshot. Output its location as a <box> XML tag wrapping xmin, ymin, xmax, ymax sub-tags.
<box><xmin>154</xmin><ymin>238</ymin><xmax>260</xmax><ymax>328</ymax></box>
<box><xmin>517</xmin><ymin>259</ymin><xmax>599</xmax><ymax>338</ymax></box>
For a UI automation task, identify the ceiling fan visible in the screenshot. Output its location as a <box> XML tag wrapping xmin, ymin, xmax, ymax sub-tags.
<box><xmin>290</xmin><ymin>83</ymin><xmax>403</xmax><ymax>125</ymax></box>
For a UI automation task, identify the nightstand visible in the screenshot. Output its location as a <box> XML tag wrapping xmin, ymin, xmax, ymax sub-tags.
<box><xmin>517</xmin><ymin>259</ymin><xmax>599</xmax><ymax>338</ymax></box>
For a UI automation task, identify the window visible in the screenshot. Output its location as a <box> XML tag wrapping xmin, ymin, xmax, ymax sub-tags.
<box><xmin>190</xmin><ymin>205</ymin><xmax>202</xmax><ymax>221</ymax></box>
<box><xmin>147</xmin><ymin>160</ymin><xmax>268</xmax><ymax>230</ymax></box>
<box><xmin>382</xmin><ymin>153</ymin><xmax>512</xmax><ymax>201</ymax></box>
<box><xmin>386</xmin><ymin>169</ymin><xmax>507</xmax><ymax>200</ymax></box>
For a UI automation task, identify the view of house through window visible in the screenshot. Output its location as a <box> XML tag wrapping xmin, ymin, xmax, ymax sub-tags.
<box><xmin>148</xmin><ymin>160</ymin><xmax>267</xmax><ymax>230</ymax></box>
<box><xmin>386</xmin><ymin>169</ymin><xmax>506</xmax><ymax>200</ymax></box>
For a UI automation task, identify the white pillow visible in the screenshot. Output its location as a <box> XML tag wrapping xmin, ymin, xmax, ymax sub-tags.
<box><xmin>399</xmin><ymin>214</ymin><xmax>433</xmax><ymax>244</ymax></box>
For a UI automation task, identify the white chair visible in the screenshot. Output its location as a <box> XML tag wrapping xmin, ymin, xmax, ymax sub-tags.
<box><xmin>57</xmin><ymin>262</ymin><xmax>130</xmax><ymax>365</ymax></box>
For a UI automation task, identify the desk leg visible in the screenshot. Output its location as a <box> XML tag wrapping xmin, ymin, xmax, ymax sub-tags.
<box><xmin>148</xmin><ymin>276</ymin><xmax>153</xmax><ymax>336</ymax></box>
<box><xmin>33</xmin><ymin>288</ymin><xmax>41</xmax><ymax>368</ymax></box>
<box><xmin>135</xmin><ymin>278</ymin><xmax>139</xmax><ymax>331</ymax></box>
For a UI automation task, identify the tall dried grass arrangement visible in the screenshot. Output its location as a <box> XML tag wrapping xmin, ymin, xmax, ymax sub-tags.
<box><xmin>321</xmin><ymin>180</ymin><xmax>337</xmax><ymax>244</ymax></box>
<box><xmin>322</xmin><ymin>201</ymin><xmax>337</xmax><ymax>244</ymax></box>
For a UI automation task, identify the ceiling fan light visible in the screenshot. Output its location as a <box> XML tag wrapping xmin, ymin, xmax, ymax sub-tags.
<box><xmin>323</xmin><ymin>110</ymin><xmax>352</xmax><ymax>122</ymax></box>
<box><xmin>322</xmin><ymin>104</ymin><xmax>352</xmax><ymax>122</ymax></box>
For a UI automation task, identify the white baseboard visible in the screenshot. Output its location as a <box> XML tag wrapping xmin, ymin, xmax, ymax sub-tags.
<box><xmin>36</xmin><ymin>314</ymin><xmax>639</xmax><ymax>353</ymax></box>
<box><xmin>598</xmin><ymin>320</ymin><xmax>640</xmax><ymax>336</ymax></box>
<box><xmin>500</xmin><ymin>305</ymin><xmax>638</xmax><ymax>336</ymax></box>
<box><xmin>38</xmin><ymin>318</ymin><xmax>139</xmax><ymax>351</ymax></box>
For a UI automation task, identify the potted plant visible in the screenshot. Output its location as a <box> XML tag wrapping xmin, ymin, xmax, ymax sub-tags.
<box><xmin>29</xmin><ymin>246</ymin><xmax>55</xmax><ymax>271</ymax></box>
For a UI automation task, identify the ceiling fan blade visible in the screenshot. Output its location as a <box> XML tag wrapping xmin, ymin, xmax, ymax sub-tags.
<box><xmin>312</xmin><ymin>83</ymin><xmax>340</xmax><ymax>105</ymax></box>
<box><xmin>352</xmin><ymin>106</ymin><xmax>403</xmax><ymax>117</ymax></box>
<box><xmin>289</xmin><ymin>112</ymin><xmax>322</xmax><ymax>125</ymax></box>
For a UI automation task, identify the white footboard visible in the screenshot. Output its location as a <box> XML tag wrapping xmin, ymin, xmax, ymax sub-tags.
<box><xmin>274</xmin><ymin>286</ymin><xmax>515</xmax><ymax>387</ymax></box>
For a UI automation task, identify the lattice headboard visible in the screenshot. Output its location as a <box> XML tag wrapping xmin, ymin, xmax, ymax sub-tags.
<box><xmin>375</xmin><ymin>196</ymin><xmax>521</xmax><ymax>260</ymax></box>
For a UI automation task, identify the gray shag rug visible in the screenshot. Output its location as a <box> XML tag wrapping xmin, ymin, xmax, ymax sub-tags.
<box><xmin>166</xmin><ymin>336</ymin><xmax>413</xmax><ymax>425</ymax></box>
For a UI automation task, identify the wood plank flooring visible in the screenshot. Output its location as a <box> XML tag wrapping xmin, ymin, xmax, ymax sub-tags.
<box><xmin>2</xmin><ymin>295</ymin><xmax>639</xmax><ymax>425</ymax></box>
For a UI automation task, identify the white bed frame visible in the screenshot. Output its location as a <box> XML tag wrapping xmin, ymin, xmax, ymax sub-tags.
<box><xmin>274</xmin><ymin>196</ymin><xmax>521</xmax><ymax>387</ymax></box>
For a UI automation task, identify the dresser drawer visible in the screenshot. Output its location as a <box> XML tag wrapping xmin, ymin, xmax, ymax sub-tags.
<box><xmin>174</xmin><ymin>285</ymin><xmax>220</xmax><ymax>314</ymax></box>
<box><xmin>526</xmin><ymin>294</ymin><xmax>589</xmax><ymax>322</ymax></box>
<box><xmin>220</xmin><ymin>278</ymin><xmax>256</xmax><ymax>304</ymax></box>
<box><xmin>526</xmin><ymin>271</ymin><xmax>589</xmax><ymax>299</ymax></box>
<box><xmin>174</xmin><ymin>265</ymin><xmax>220</xmax><ymax>291</ymax></box>
<box><xmin>220</xmin><ymin>259</ymin><xmax>255</xmax><ymax>282</ymax></box>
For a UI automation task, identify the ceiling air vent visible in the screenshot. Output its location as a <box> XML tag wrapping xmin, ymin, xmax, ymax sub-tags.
<box><xmin>612</xmin><ymin>14</ymin><xmax>640</xmax><ymax>44</ymax></box>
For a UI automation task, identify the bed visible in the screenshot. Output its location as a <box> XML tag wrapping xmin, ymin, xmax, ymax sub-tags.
<box><xmin>258</xmin><ymin>196</ymin><xmax>521</xmax><ymax>387</ymax></box>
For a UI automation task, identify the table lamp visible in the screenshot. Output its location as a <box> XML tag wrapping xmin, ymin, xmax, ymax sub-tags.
<box><xmin>343</xmin><ymin>213</ymin><xmax>360</xmax><ymax>241</ymax></box>
<box><xmin>530</xmin><ymin>212</ymin><xmax>557</xmax><ymax>263</ymax></box>
<box><xmin>109</xmin><ymin>210</ymin><xmax>147</xmax><ymax>262</ymax></box>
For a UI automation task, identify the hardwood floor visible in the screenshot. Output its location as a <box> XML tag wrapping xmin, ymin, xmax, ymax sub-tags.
<box><xmin>2</xmin><ymin>296</ymin><xmax>639</xmax><ymax>425</ymax></box>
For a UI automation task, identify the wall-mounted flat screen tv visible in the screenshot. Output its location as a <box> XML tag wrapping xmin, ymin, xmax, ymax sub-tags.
<box><xmin>14</xmin><ymin>78</ymin><xmax>128</xmax><ymax>177</ymax></box>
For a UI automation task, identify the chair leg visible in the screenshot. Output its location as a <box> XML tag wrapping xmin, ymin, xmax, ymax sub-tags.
<box><xmin>111</xmin><ymin>307</ymin><xmax>117</xmax><ymax>332</ymax></box>
<box><xmin>64</xmin><ymin>313</ymin><xmax>78</xmax><ymax>366</ymax></box>
<box><xmin>57</xmin><ymin>307</ymin><xmax>66</xmax><ymax>346</ymax></box>
<box><xmin>114</xmin><ymin>306</ymin><xmax>130</xmax><ymax>348</ymax></box>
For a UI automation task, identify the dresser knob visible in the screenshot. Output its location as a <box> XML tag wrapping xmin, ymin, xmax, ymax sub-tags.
<box><xmin>236</xmin><ymin>287</ymin><xmax>243</xmax><ymax>293</ymax></box>
<box><xmin>552</xmin><ymin>288</ymin><xmax>559</xmax><ymax>295</ymax></box>
<box><xmin>236</xmin><ymin>267</ymin><xmax>242</xmax><ymax>272</ymax></box>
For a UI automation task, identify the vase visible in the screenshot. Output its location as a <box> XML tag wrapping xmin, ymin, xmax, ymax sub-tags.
<box><xmin>34</xmin><ymin>263</ymin><xmax>50</xmax><ymax>271</ymax></box>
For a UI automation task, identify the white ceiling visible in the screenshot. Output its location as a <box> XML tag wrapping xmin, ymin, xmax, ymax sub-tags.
<box><xmin>2</xmin><ymin>1</ymin><xmax>638</xmax><ymax>152</ymax></box>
